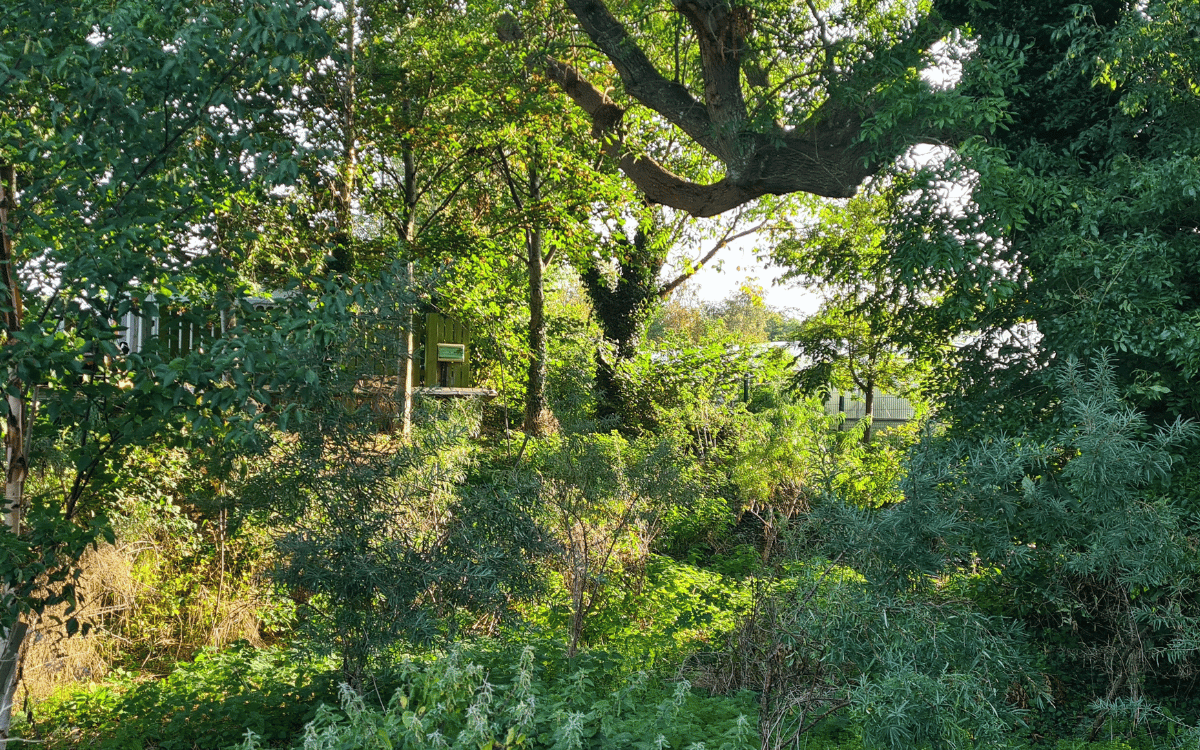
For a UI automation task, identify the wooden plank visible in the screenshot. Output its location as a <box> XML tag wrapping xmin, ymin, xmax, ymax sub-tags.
<box><xmin>414</xmin><ymin>386</ymin><xmax>497</xmax><ymax>398</ymax></box>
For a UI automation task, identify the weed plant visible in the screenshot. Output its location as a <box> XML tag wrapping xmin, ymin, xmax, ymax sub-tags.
<box><xmin>18</xmin><ymin>444</ymin><xmax>288</xmax><ymax>705</ymax></box>
<box><xmin>239</xmin><ymin>643</ymin><xmax>760</xmax><ymax>750</ymax></box>
<box><xmin>18</xmin><ymin>642</ymin><xmax>340</xmax><ymax>749</ymax></box>
<box><xmin>524</xmin><ymin>554</ymin><xmax>750</xmax><ymax>667</ymax></box>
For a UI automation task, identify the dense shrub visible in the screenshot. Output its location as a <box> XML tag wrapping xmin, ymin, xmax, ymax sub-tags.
<box><xmin>240</xmin><ymin>644</ymin><xmax>760</xmax><ymax>750</ymax></box>
<box><xmin>20</xmin><ymin>642</ymin><xmax>340</xmax><ymax>749</ymax></box>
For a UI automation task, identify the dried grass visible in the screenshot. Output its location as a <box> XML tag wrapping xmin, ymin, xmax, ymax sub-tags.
<box><xmin>18</xmin><ymin>535</ymin><xmax>269</xmax><ymax>707</ymax></box>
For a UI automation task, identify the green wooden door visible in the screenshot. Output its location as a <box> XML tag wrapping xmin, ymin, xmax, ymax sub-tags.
<box><xmin>422</xmin><ymin>313</ymin><xmax>471</xmax><ymax>387</ymax></box>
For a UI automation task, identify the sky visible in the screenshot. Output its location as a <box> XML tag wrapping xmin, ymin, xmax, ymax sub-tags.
<box><xmin>684</xmin><ymin>240</ymin><xmax>822</xmax><ymax>317</ymax></box>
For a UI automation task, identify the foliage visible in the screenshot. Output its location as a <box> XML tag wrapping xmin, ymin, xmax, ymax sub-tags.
<box><xmin>528</xmin><ymin>554</ymin><xmax>749</xmax><ymax>668</ymax></box>
<box><xmin>543</xmin><ymin>269</ymin><xmax>602</xmax><ymax>431</ymax></box>
<box><xmin>822</xmin><ymin>360</ymin><xmax>1199</xmax><ymax>737</ymax></box>
<box><xmin>904</xmin><ymin>0</ymin><xmax>1200</xmax><ymax>436</ymax></box>
<box><xmin>19</xmin><ymin>642</ymin><xmax>340</xmax><ymax>750</ymax></box>
<box><xmin>0</xmin><ymin>0</ymin><xmax>333</xmax><ymax>710</ymax></box>
<box><xmin>773</xmin><ymin>181</ymin><xmax>944</xmax><ymax>444</ymax></box>
<box><xmin>705</xmin><ymin>289</ymin><xmax>792</xmax><ymax>347</ymax></box>
<box><xmin>851</xmin><ymin>0</ymin><xmax>1200</xmax><ymax>733</ymax></box>
<box><xmin>260</xmin><ymin>394</ymin><xmax>551</xmax><ymax>686</ymax></box>
<box><xmin>240</xmin><ymin>643</ymin><xmax>760</xmax><ymax>750</ymax></box>
<box><xmin>648</xmin><ymin>288</ymin><xmax>796</xmax><ymax>348</ymax></box>
<box><xmin>613</xmin><ymin>330</ymin><xmax>790</xmax><ymax>441</ymax></box>
<box><xmin>58</xmin><ymin>445</ymin><xmax>285</xmax><ymax>677</ymax></box>
<box><xmin>697</xmin><ymin>556</ymin><xmax>1035</xmax><ymax>750</ymax></box>
<box><xmin>730</xmin><ymin>393</ymin><xmax>917</xmax><ymax>562</ymax></box>
<box><xmin>529</xmin><ymin>430</ymin><xmax>708</xmax><ymax>655</ymax></box>
<box><xmin>10</xmin><ymin>2</ymin><xmax>1200</xmax><ymax>749</ymax></box>
<box><xmin>577</xmin><ymin>202</ymin><xmax>791</xmax><ymax>422</ymax></box>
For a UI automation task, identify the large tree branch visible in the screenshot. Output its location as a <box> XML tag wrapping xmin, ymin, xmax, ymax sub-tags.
<box><xmin>543</xmin><ymin>54</ymin><xmax>875</xmax><ymax>214</ymax></box>
<box><xmin>673</xmin><ymin>0</ymin><xmax>752</xmax><ymax>172</ymax></box>
<box><xmin>542</xmin><ymin>55</ymin><xmax>760</xmax><ymax>215</ymax></box>
<box><xmin>536</xmin><ymin>0</ymin><xmax>954</xmax><ymax>216</ymax></box>
<box><xmin>750</xmin><ymin>99</ymin><xmax>879</xmax><ymax>196</ymax></box>
<box><xmin>564</xmin><ymin>0</ymin><xmax>720</xmax><ymax>156</ymax></box>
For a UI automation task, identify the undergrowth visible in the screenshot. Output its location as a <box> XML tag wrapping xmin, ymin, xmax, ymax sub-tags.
<box><xmin>240</xmin><ymin>644</ymin><xmax>760</xmax><ymax>750</ymax></box>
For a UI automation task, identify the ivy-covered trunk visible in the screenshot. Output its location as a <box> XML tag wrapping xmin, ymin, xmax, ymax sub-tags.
<box><xmin>579</xmin><ymin>228</ymin><xmax>662</xmax><ymax>423</ymax></box>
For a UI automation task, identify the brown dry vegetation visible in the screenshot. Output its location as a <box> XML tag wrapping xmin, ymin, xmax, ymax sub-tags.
<box><xmin>18</xmin><ymin>531</ymin><xmax>273</xmax><ymax>708</ymax></box>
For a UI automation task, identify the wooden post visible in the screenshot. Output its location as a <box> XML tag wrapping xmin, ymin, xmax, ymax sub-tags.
<box><xmin>397</xmin><ymin>261</ymin><xmax>414</xmax><ymax>436</ymax></box>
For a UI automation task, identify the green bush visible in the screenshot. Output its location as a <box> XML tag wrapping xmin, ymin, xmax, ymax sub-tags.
<box><xmin>263</xmin><ymin>399</ymin><xmax>551</xmax><ymax>685</ymax></box>
<box><xmin>19</xmin><ymin>642</ymin><xmax>340</xmax><ymax>749</ymax></box>
<box><xmin>239</xmin><ymin>644</ymin><xmax>760</xmax><ymax>750</ymax></box>
<box><xmin>524</xmin><ymin>429</ymin><xmax>737</xmax><ymax>656</ymax></box>
<box><xmin>526</xmin><ymin>555</ymin><xmax>750</xmax><ymax>666</ymax></box>
<box><xmin>695</xmin><ymin>553</ymin><xmax>1035</xmax><ymax>750</ymax></box>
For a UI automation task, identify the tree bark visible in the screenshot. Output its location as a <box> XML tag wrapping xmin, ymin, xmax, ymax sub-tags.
<box><xmin>524</xmin><ymin>227</ymin><xmax>549</xmax><ymax>434</ymax></box>
<box><xmin>522</xmin><ymin>150</ymin><xmax>551</xmax><ymax>436</ymax></box>
<box><xmin>330</xmin><ymin>0</ymin><xmax>358</xmax><ymax>273</ymax></box>
<box><xmin>0</xmin><ymin>165</ymin><xmax>28</xmax><ymax>750</ymax></box>
<box><xmin>862</xmin><ymin>375</ymin><xmax>875</xmax><ymax>445</ymax></box>
<box><xmin>0</xmin><ymin>621</ymin><xmax>27</xmax><ymax>749</ymax></box>
<box><xmin>580</xmin><ymin>226</ymin><xmax>663</xmax><ymax>421</ymax></box>
<box><xmin>397</xmin><ymin>261</ymin><xmax>415</xmax><ymax>436</ymax></box>
<box><xmin>396</xmin><ymin>100</ymin><xmax>419</xmax><ymax>436</ymax></box>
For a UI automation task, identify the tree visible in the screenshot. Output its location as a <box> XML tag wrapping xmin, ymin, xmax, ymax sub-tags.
<box><xmin>579</xmin><ymin>204</ymin><xmax>772</xmax><ymax>420</ymax></box>
<box><xmin>867</xmin><ymin>0</ymin><xmax>1200</xmax><ymax>730</ymax></box>
<box><xmin>323</xmin><ymin>1</ymin><xmax>623</xmax><ymax>437</ymax></box>
<box><xmin>906</xmin><ymin>0</ymin><xmax>1200</xmax><ymax>437</ymax></box>
<box><xmin>0</xmin><ymin>0</ymin><xmax>328</xmax><ymax>741</ymax></box>
<box><xmin>534</xmin><ymin>431</ymin><xmax>697</xmax><ymax>656</ymax></box>
<box><xmin>482</xmin><ymin>6</ymin><xmax>635</xmax><ymax>436</ymax></box>
<box><xmin>533</xmin><ymin>0</ymin><xmax>955</xmax><ymax>215</ymax></box>
<box><xmin>776</xmin><ymin>184</ymin><xmax>941</xmax><ymax>443</ymax></box>
<box><xmin>706</xmin><ymin>285</ymin><xmax>791</xmax><ymax>344</ymax></box>
<box><xmin>498</xmin><ymin>139</ymin><xmax>560</xmax><ymax>434</ymax></box>
<box><xmin>345</xmin><ymin>0</ymin><xmax>502</xmax><ymax>431</ymax></box>
<box><xmin>831</xmin><ymin>361</ymin><xmax>1200</xmax><ymax>740</ymax></box>
<box><xmin>790</xmin><ymin>304</ymin><xmax>911</xmax><ymax>445</ymax></box>
<box><xmin>250</xmin><ymin>285</ymin><xmax>550</xmax><ymax>684</ymax></box>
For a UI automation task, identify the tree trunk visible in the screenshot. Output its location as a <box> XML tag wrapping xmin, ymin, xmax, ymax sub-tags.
<box><xmin>0</xmin><ymin>165</ymin><xmax>29</xmax><ymax>750</ymax></box>
<box><xmin>579</xmin><ymin>226</ymin><xmax>663</xmax><ymax>422</ymax></box>
<box><xmin>330</xmin><ymin>0</ymin><xmax>357</xmax><ymax>273</ymax></box>
<box><xmin>396</xmin><ymin>106</ymin><xmax>418</xmax><ymax>436</ymax></box>
<box><xmin>862</xmin><ymin>376</ymin><xmax>875</xmax><ymax>445</ymax></box>
<box><xmin>524</xmin><ymin>223</ymin><xmax>549</xmax><ymax>434</ymax></box>
<box><xmin>397</xmin><ymin>261</ymin><xmax>415</xmax><ymax>436</ymax></box>
<box><xmin>523</xmin><ymin>151</ymin><xmax>551</xmax><ymax>435</ymax></box>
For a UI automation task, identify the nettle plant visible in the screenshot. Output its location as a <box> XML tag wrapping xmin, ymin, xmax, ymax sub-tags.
<box><xmin>239</xmin><ymin>645</ymin><xmax>759</xmax><ymax>750</ymax></box>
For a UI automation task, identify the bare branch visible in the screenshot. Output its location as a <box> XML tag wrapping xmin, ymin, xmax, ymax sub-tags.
<box><xmin>659</xmin><ymin>213</ymin><xmax>770</xmax><ymax>297</ymax></box>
